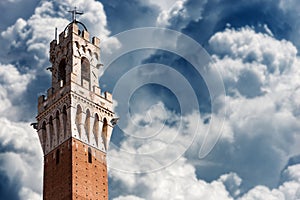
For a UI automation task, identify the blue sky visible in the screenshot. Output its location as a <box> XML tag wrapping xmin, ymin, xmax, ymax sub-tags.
<box><xmin>0</xmin><ymin>0</ymin><xmax>300</xmax><ymax>199</ymax></box>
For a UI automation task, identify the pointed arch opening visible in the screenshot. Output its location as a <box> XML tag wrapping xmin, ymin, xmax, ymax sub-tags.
<box><xmin>58</xmin><ymin>59</ymin><xmax>67</xmax><ymax>87</ymax></box>
<box><xmin>49</xmin><ymin>116</ymin><xmax>54</xmax><ymax>147</ymax></box>
<box><xmin>93</xmin><ymin>113</ymin><xmax>99</xmax><ymax>145</ymax></box>
<box><xmin>62</xmin><ymin>106</ymin><xmax>67</xmax><ymax>139</ymax></box>
<box><xmin>41</xmin><ymin>122</ymin><xmax>46</xmax><ymax>152</ymax></box>
<box><xmin>101</xmin><ymin>118</ymin><xmax>108</xmax><ymax>150</ymax></box>
<box><xmin>102</xmin><ymin>118</ymin><xmax>108</xmax><ymax>138</ymax></box>
<box><xmin>81</xmin><ymin>57</ymin><xmax>90</xmax><ymax>89</ymax></box>
<box><xmin>84</xmin><ymin>109</ymin><xmax>91</xmax><ymax>142</ymax></box>
<box><xmin>55</xmin><ymin>111</ymin><xmax>60</xmax><ymax>144</ymax></box>
<box><xmin>75</xmin><ymin>105</ymin><xmax>82</xmax><ymax>138</ymax></box>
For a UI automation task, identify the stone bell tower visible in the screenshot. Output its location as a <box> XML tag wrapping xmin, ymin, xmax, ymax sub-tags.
<box><xmin>36</xmin><ymin>17</ymin><xmax>114</xmax><ymax>199</ymax></box>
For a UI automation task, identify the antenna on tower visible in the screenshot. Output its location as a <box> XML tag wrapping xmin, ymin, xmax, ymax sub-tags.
<box><xmin>55</xmin><ymin>27</ymin><xmax>57</xmax><ymax>41</ymax></box>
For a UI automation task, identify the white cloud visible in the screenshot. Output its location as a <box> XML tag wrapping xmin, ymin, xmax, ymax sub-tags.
<box><xmin>109</xmin><ymin>26</ymin><xmax>300</xmax><ymax>199</ymax></box>
<box><xmin>111</xmin><ymin>157</ymin><xmax>233</xmax><ymax>200</ymax></box>
<box><xmin>146</xmin><ymin>0</ymin><xmax>180</xmax><ymax>11</ymax></box>
<box><xmin>0</xmin><ymin>63</ymin><xmax>33</xmax><ymax>120</ymax></box>
<box><xmin>113</xmin><ymin>195</ymin><xmax>146</xmax><ymax>200</ymax></box>
<box><xmin>239</xmin><ymin>186</ymin><xmax>285</xmax><ymax>200</ymax></box>
<box><xmin>1</xmin><ymin>18</ymin><xmax>28</xmax><ymax>44</ymax></box>
<box><xmin>156</xmin><ymin>0</ymin><xmax>187</xmax><ymax>27</ymax></box>
<box><xmin>204</xmin><ymin>27</ymin><xmax>300</xmax><ymax>188</ymax></box>
<box><xmin>239</xmin><ymin>164</ymin><xmax>300</xmax><ymax>200</ymax></box>
<box><xmin>19</xmin><ymin>187</ymin><xmax>41</xmax><ymax>200</ymax></box>
<box><xmin>0</xmin><ymin>118</ymin><xmax>43</xmax><ymax>200</ymax></box>
<box><xmin>153</xmin><ymin>0</ymin><xmax>206</xmax><ymax>29</ymax></box>
<box><xmin>0</xmin><ymin>0</ymin><xmax>111</xmax><ymax>70</ymax></box>
<box><xmin>219</xmin><ymin>172</ymin><xmax>242</xmax><ymax>197</ymax></box>
<box><xmin>108</xmin><ymin>102</ymin><xmax>208</xmax><ymax>173</ymax></box>
<box><xmin>209</xmin><ymin>27</ymin><xmax>297</xmax><ymax>75</ymax></box>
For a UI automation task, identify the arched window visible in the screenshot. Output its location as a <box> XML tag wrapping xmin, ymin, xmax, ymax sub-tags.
<box><xmin>49</xmin><ymin>116</ymin><xmax>54</xmax><ymax>147</ymax></box>
<box><xmin>85</xmin><ymin>109</ymin><xmax>91</xmax><ymax>142</ymax></box>
<box><xmin>62</xmin><ymin>106</ymin><xmax>67</xmax><ymax>139</ymax></box>
<box><xmin>58</xmin><ymin>59</ymin><xmax>67</xmax><ymax>87</ymax></box>
<box><xmin>56</xmin><ymin>111</ymin><xmax>60</xmax><ymax>143</ymax></box>
<box><xmin>75</xmin><ymin>105</ymin><xmax>82</xmax><ymax>138</ymax></box>
<box><xmin>93</xmin><ymin>113</ymin><xmax>99</xmax><ymax>145</ymax></box>
<box><xmin>81</xmin><ymin>57</ymin><xmax>90</xmax><ymax>89</ymax></box>
<box><xmin>88</xmin><ymin>147</ymin><xmax>92</xmax><ymax>163</ymax></box>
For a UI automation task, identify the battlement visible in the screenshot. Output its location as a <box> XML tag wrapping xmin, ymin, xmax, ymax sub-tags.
<box><xmin>46</xmin><ymin>20</ymin><xmax>106</xmax><ymax>102</ymax></box>
<box><xmin>50</xmin><ymin>22</ymin><xmax>100</xmax><ymax>52</ymax></box>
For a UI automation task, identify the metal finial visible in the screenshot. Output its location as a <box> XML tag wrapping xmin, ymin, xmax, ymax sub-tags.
<box><xmin>68</xmin><ymin>7</ymin><xmax>83</xmax><ymax>22</ymax></box>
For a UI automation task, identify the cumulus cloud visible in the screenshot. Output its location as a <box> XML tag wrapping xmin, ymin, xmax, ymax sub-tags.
<box><xmin>155</xmin><ymin>0</ymin><xmax>187</xmax><ymax>27</ymax></box>
<box><xmin>153</xmin><ymin>0</ymin><xmax>205</xmax><ymax>29</ymax></box>
<box><xmin>219</xmin><ymin>172</ymin><xmax>242</xmax><ymax>197</ymax></box>
<box><xmin>238</xmin><ymin>164</ymin><xmax>300</xmax><ymax>200</ymax></box>
<box><xmin>109</xmin><ymin>98</ymin><xmax>300</xmax><ymax>199</ymax></box>
<box><xmin>201</xmin><ymin>26</ymin><xmax>300</xmax><ymax>188</ymax></box>
<box><xmin>110</xmin><ymin>157</ymin><xmax>233</xmax><ymax>200</ymax></box>
<box><xmin>1</xmin><ymin>0</ymin><xmax>110</xmax><ymax>70</ymax></box>
<box><xmin>108</xmin><ymin>102</ymin><xmax>204</xmax><ymax>173</ymax></box>
<box><xmin>0</xmin><ymin>63</ymin><xmax>33</xmax><ymax>120</ymax></box>
<box><xmin>0</xmin><ymin>118</ymin><xmax>42</xmax><ymax>200</ymax></box>
<box><xmin>108</xmin><ymin>24</ymin><xmax>300</xmax><ymax>199</ymax></box>
<box><xmin>209</xmin><ymin>27</ymin><xmax>297</xmax><ymax>75</ymax></box>
<box><xmin>113</xmin><ymin>195</ymin><xmax>146</xmax><ymax>200</ymax></box>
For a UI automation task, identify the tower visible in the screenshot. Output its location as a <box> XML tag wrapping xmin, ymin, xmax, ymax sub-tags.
<box><xmin>36</xmin><ymin>19</ymin><xmax>114</xmax><ymax>200</ymax></box>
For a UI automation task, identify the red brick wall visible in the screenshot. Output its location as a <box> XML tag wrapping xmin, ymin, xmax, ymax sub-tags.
<box><xmin>72</xmin><ymin>139</ymin><xmax>108</xmax><ymax>200</ymax></box>
<box><xmin>43</xmin><ymin>138</ymin><xmax>108</xmax><ymax>200</ymax></box>
<box><xmin>43</xmin><ymin>139</ymin><xmax>72</xmax><ymax>200</ymax></box>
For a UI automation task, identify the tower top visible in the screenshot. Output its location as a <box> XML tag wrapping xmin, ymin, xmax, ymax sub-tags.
<box><xmin>64</xmin><ymin>7</ymin><xmax>88</xmax><ymax>33</ymax></box>
<box><xmin>68</xmin><ymin>7</ymin><xmax>83</xmax><ymax>22</ymax></box>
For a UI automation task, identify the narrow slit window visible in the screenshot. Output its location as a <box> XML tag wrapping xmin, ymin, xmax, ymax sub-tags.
<box><xmin>58</xmin><ymin>59</ymin><xmax>67</xmax><ymax>86</ymax></box>
<box><xmin>41</xmin><ymin>122</ymin><xmax>46</xmax><ymax>152</ymax></box>
<box><xmin>62</xmin><ymin>106</ymin><xmax>67</xmax><ymax>138</ymax></box>
<box><xmin>49</xmin><ymin>116</ymin><xmax>54</xmax><ymax>147</ymax></box>
<box><xmin>56</xmin><ymin>149</ymin><xmax>60</xmax><ymax>165</ymax></box>
<box><xmin>56</xmin><ymin>111</ymin><xmax>60</xmax><ymax>143</ymax></box>
<box><xmin>88</xmin><ymin>147</ymin><xmax>92</xmax><ymax>164</ymax></box>
<box><xmin>85</xmin><ymin>109</ymin><xmax>91</xmax><ymax>142</ymax></box>
<box><xmin>75</xmin><ymin>105</ymin><xmax>82</xmax><ymax>138</ymax></box>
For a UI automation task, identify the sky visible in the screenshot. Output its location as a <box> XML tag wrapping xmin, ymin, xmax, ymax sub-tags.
<box><xmin>0</xmin><ymin>0</ymin><xmax>300</xmax><ymax>199</ymax></box>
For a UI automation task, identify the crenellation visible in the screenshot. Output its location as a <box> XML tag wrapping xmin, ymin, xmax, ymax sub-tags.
<box><xmin>92</xmin><ymin>37</ymin><xmax>100</xmax><ymax>46</ymax></box>
<box><xmin>82</xmin><ymin>30</ymin><xmax>90</xmax><ymax>41</ymax></box>
<box><xmin>47</xmin><ymin>87</ymin><xmax>53</xmax><ymax>98</ymax></box>
<box><xmin>68</xmin><ymin>22</ymin><xmax>78</xmax><ymax>35</ymax></box>
<box><xmin>59</xmin><ymin>32</ymin><xmax>65</xmax><ymax>44</ymax></box>
<box><xmin>104</xmin><ymin>91</ymin><xmax>113</xmax><ymax>102</ymax></box>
